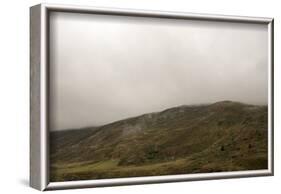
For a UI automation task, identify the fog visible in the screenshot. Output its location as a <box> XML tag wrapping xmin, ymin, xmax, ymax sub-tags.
<box><xmin>49</xmin><ymin>11</ymin><xmax>268</xmax><ymax>131</ymax></box>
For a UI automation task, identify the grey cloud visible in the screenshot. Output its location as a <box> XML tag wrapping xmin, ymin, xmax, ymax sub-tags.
<box><xmin>49</xmin><ymin>12</ymin><xmax>268</xmax><ymax>130</ymax></box>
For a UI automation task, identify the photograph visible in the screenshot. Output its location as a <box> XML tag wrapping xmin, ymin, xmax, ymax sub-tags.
<box><xmin>47</xmin><ymin>10</ymin><xmax>270</xmax><ymax>182</ymax></box>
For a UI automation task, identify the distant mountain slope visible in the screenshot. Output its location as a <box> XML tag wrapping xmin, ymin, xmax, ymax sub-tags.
<box><xmin>50</xmin><ymin>101</ymin><xmax>268</xmax><ymax>181</ymax></box>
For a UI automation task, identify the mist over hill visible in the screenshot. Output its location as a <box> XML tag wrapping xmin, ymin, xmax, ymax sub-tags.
<box><xmin>50</xmin><ymin>101</ymin><xmax>268</xmax><ymax>181</ymax></box>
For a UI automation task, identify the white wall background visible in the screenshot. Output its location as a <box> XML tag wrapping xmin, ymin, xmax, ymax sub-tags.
<box><xmin>0</xmin><ymin>0</ymin><xmax>279</xmax><ymax>193</ymax></box>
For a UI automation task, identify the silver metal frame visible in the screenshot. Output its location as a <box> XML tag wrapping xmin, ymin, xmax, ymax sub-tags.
<box><xmin>30</xmin><ymin>3</ymin><xmax>274</xmax><ymax>191</ymax></box>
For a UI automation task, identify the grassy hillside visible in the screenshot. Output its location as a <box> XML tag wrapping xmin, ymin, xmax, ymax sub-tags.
<box><xmin>50</xmin><ymin>101</ymin><xmax>268</xmax><ymax>182</ymax></box>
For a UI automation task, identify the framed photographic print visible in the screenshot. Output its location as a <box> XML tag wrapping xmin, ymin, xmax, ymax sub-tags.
<box><xmin>30</xmin><ymin>3</ymin><xmax>274</xmax><ymax>191</ymax></box>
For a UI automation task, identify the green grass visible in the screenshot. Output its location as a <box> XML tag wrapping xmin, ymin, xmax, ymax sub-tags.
<box><xmin>50</xmin><ymin>158</ymin><xmax>193</xmax><ymax>181</ymax></box>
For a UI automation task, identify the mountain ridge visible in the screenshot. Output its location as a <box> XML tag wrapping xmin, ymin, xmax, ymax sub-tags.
<box><xmin>50</xmin><ymin>100</ymin><xmax>268</xmax><ymax>181</ymax></box>
<box><xmin>52</xmin><ymin>100</ymin><xmax>264</xmax><ymax>132</ymax></box>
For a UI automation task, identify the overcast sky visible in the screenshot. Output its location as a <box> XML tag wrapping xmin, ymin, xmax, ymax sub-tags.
<box><xmin>49</xmin><ymin>11</ymin><xmax>268</xmax><ymax>131</ymax></box>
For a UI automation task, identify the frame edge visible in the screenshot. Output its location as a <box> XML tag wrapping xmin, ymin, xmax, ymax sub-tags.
<box><xmin>42</xmin><ymin>3</ymin><xmax>273</xmax><ymax>24</ymax></box>
<box><xmin>30</xmin><ymin>4</ymin><xmax>46</xmax><ymax>191</ymax></box>
<box><xmin>269</xmin><ymin>18</ymin><xmax>274</xmax><ymax>177</ymax></box>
